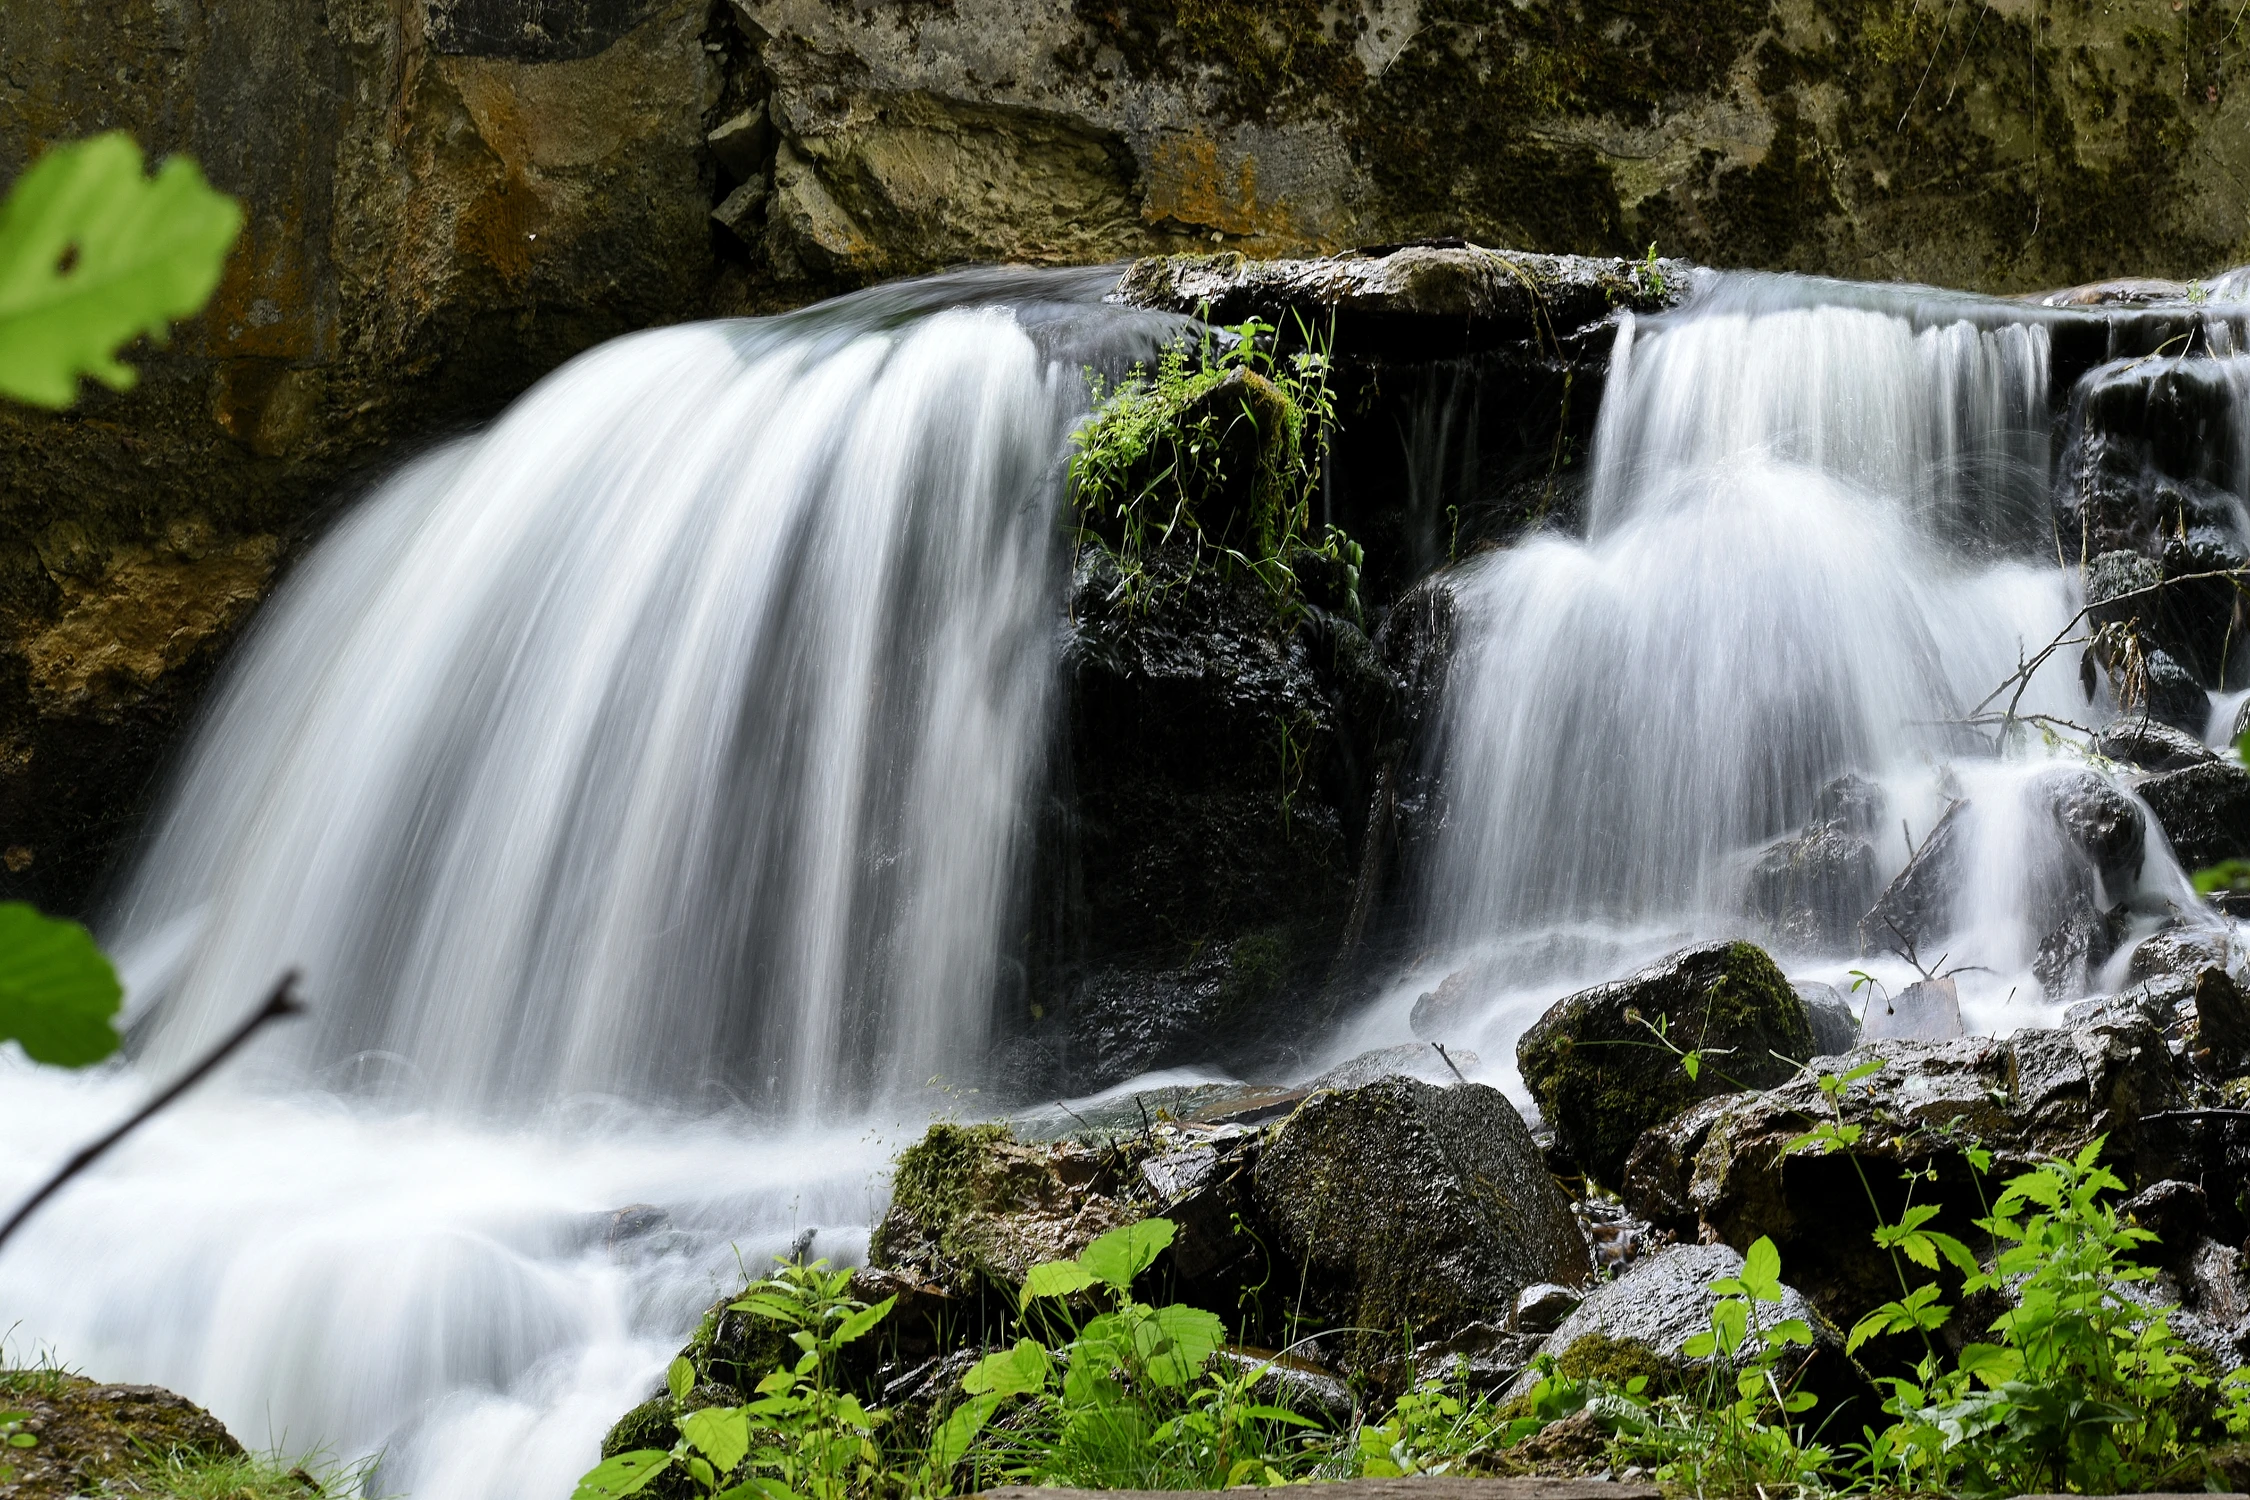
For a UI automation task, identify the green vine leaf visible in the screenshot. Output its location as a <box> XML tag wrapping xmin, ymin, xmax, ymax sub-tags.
<box><xmin>0</xmin><ymin>133</ymin><xmax>242</xmax><ymax>408</ymax></box>
<box><xmin>0</xmin><ymin>902</ymin><xmax>123</xmax><ymax>1066</ymax></box>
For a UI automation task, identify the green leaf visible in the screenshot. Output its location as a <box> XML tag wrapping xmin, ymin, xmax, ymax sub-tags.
<box><xmin>1138</xmin><ymin>1302</ymin><xmax>1227</xmax><ymax>1386</ymax></box>
<box><xmin>0</xmin><ymin>134</ymin><xmax>243</xmax><ymax>408</ymax></box>
<box><xmin>1021</xmin><ymin>1259</ymin><xmax>1100</xmax><ymax>1303</ymax></box>
<box><xmin>961</xmin><ymin>1338</ymin><xmax>1050</xmax><ymax>1398</ymax></box>
<box><xmin>666</xmin><ymin>1356</ymin><xmax>695</xmax><ymax>1403</ymax></box>
<box><xmin>1077</xmin><ymin>1217</ymin><xmax>1175</xmax><ymax>1291</ymax></box>
<box><xmin>1680</xmin><ymin>1051</ymin><xmax>1702</xmax><ymax>1082</ymax></box>
<box><xmin>924</xmin><ymin>1393</ymin><xmax>1000</xmax><ymax>1473</ymax></box>
<box><xmin>1955</xmin><ymin>1342</ymin><xmax>2022</xmax><ymax>1390</ymax></box>
<box><xmin>831</xmin><ymin>1294</ymin><xmax>894</xmax><ymax>1347</ymax></box>
<box><xmin>712</xmin><ymin>1482</ymin><xmax>798</xmax><ymax>1500</ymax></box>
<box><xmin>0</xmin><ymin>902</ymin><xmax>122</xmax><ymax>1066</ymax></box>
<box><xmin>571</xmin><ymin>1451</ymin><xmax>672</xmax><ymax>1500</ymax></box>
<box><xmin>1740</xmin><ymin>1236</ymin><xmax>1784</xmax><ymax>1301</ymax></box>
<box><xmin>678</xmin><ymin>1406</ymin><xmax>751</xmax><ymax>1476</ymax></box>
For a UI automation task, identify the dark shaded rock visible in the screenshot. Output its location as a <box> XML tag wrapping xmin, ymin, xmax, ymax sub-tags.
<box><xmin>1859</xmin><ymin>799</ymin><xmax>1968</xmax><ymax>959</ymax></box>
<box><xmin>1502</xmin><ymin>1244</ymin><xmax>1852</xmax><ymax>1406</ymax></box>
<box><xmin>2142</xmin><ymin>648</ymin><xmax>2214</xmax><ymax>735</ymax></box>
<box><xmin>1410</xmin><ymin>1321</ymin><xmax>1549</xmax><ymax>1395</ymax></box>
<box><xmin>2197</xmin><ymin>966</ymin><xmax>2250</xmax><ymax>1076</ymax></box>
<box><xmin>1209</xmin><ymin>1349</ymin><xmax>1354</xmax><ymax>1426</ymax></box>
<box><xmin>1518</xmin><ymin>941</ymin><xmax>1813</xmax><ymax>1187</ymax></box>
<box><xmin>2141</xmin><ymin>760</ymin><xmax>2250</xmax><ymax>870</ymax></box>
<box><xmin>1114</xmin><ymin>246</ymin><xmax>1684</xmax><ymax>357</ymax></box>
<box><xmin>1621</xmin><ymin>1020</ymin><xmax>2181</xmax><ymax>1324</ymax></box>
<box><xmin>2042</xmin><ymin>766</ymin><xmax>2148</xmax><ymax>893</ymax></box>
<box><xmin>1860</xmin><ymin>975</ymin><xmax>1965</xmax><ymax>1041</ymax></box>
<box><xmin>2086</xmin><ymin>549</ymin><xmax>2168</xmax><ymax>627</ymax></box>
<box><xmin>1515</xmin><ymin>1283</ymin><xmax>1584</xmax><ymax>1334</ymax></box>
<box><xmin>2123</xmin><ymin>1178</ymin><xmax>2210</xmax><ymax>1261</ymax></box>
<box><xmin>1021</xmin><ymin>545</ymin><xmax>1396</xmax><ymax>1096</ymax></box>
<box><xmin>0</xmin><ymin>1377</ymin><xmax>242</xmax><ymax>1499</ymax></box>
<box><xmin>2034</xmin><ymin>905</ymin><xmax>2125</xmax><ymax>1002</ymax></box>
<box><xmin>1252</xmin><ymin>1077</ymin><xmax>1589</xmax><ymax>1381</ymax></box>
<box><xmin>1794</xmin><ymin>981</ymin><xmax>1861</xmax><ymax>1057</ymax></box>
<box><xmin>2093</xmin><ymin>715</ymin><xmax>2217</xmax><ymax>771</ymax></box>
<box><xmin>1743</xmin><ymin>774</ymin><xmax>1885</xmax><ymax>952</ymax></box>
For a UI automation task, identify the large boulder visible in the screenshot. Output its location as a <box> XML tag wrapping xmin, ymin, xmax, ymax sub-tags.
<box><xmin>1620</xmin><ymin>1018</ymin><xmax>2181</xmax><ymax>1323</ymax></box>
<box><xmin>1250</xmin><ymin>1077</ymin><xmax>1589</xmax><ymax>1380</ymax></box>
<box><xmin>2141</xmin><ymin>761</ymin><xmax>2250</xmax><ymax>871</ymax></box>
<box><xmin>1517</xmin><ymin>942</ymin><xmax>1812</xmax><ymax>1187</ymax></box>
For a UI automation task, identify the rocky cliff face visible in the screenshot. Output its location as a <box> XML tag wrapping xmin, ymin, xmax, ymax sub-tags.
<box><xmin>7</xmin><ymin>0</ymin><xmax>2248</xmax><ymax>908</ymax></box>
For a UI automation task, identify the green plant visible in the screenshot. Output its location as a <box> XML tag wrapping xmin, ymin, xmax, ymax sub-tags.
<box><xmin>940</xmin><ymin>1217</ymin><xmax>1329</xmax><ymax>1490</ymax></box>
<box><xmin>1068</xmin><ymin>314</ymin><xmax>1348</xmax><ymax>620</ymax></box>
<box><xmin>0</xmin><ymin>902</ymin><xmax>123</xmax><ymax>1068</ymax></box>
<box><xmin>575</xmin><ymin>1260</ymin><xmax>895</xmax><ymax>1500</ymax></box>
<box><xmin>1856</xmin><ymin>1142</ymin><xmax>2207</xmax><ymax>1495</ymax></box>
<box><xmin>0</xmin><ymin>132</ymin><xmax>241</xmax><ymax>408</ymax></box>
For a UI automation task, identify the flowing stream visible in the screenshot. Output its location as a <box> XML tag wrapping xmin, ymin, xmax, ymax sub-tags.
<box><xmin>5</xmin><ymin>265</ymin><xmax>2250</xmax><ymax>1495</ymax></box>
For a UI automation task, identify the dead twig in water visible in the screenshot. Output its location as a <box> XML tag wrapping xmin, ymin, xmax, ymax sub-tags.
<box><xmin>0</xmin><ymin>972</ymin><xmax>305</xmax><ymax>1254</ymax></box>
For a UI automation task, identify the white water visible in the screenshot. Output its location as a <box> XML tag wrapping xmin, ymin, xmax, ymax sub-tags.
<box><xmin>15</xmin><ymin>263</ymin><xmax>2250</xmax><ymax>1494</ymax></box>
<box><xmin>1336</xmin><ymin>275</ymin><xmax>2232</xmax><ymax>1100</ymax></box>
<box><xmin>1</xmin><ymin>271</ymin><xmax>1179</xmax><ymax>1494</ymax></box>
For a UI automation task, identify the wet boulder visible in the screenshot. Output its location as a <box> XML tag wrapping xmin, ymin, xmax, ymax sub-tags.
<box><xmin>2140</xmin><ymin>648</ymin><xmax>2214</xmax><ymax>735</ymax></box>
<box><xmin>1793</xmin><ymin>980</ymin><xmax>1862</xmax><ymax>1056</ymax></box>
<box><xmin>1503</xmin><ymin>1243</ymin><xmax>1854</xmax><ymax>1406</ymax></box>
<box><xmin>2034</xmin><ymin>905</ymin><xmax>2127</xmax><ymax>1001</ymax></box>
<box><xmin>1858</xmin><ymin>800</ymin><xmax>1967</xmax><ymax>959</ymax></box>
<box><xmin>1517</xmin><ymin>941</ymin><xmax>1813</xmax><ymax>1187</ymax></box>
<box><xmin>1621</xmin><ymin>1018</ymin><xmax>2180</xmax><ymax>1323</ymax></box>
<box><xmin>1743</xmin><ymin>775</ymin><xmax>1885</xmax><ymax>951</ymax></box>
<box><xmin>2042</xmin><ymin>766</ymin><xmax>2148</xmax><ymax>893</ymax></box>
<box><xmin>1251</xmin><ymin>1077</ymin><xmax>1589</xmax><ymax>1381</ymax></box>
<box><xmin>2093</xmin><ymin>715</ymin><xmax>2216</xmax><ymax>772</ymax></box>
<box><xmin>2141</xmin><ymin>760</ymin><xmax>2250</xmax><ymax>870</ymax></box>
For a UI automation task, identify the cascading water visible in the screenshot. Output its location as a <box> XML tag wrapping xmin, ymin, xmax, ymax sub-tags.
<box><xmin>1337</xmin><ymin>273</ymin><xmax>2242</xmax><ymax>1092</ymax></box>
<box><xmin>0</xmin><ymin>269</ymin><xmax>1181</xmax><ymax>1498</ymax></box>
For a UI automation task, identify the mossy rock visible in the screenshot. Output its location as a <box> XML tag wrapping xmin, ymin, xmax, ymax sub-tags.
<box><xmin>0</xmin><ymin>1374</ymin><xmax>243</xmax><ymax>1499</ymax></box>
<box><xmin>1518</xmin><ymin>940</ymin><xmax>1811</xmax><ymax>1187</ymax></box>
<box><xmin>867</xmin><ymin>1122</ymin><xmax>1153</xmax><ymax>1298</ymax></box>
<box><xmin>1250</xmin><ymin>1076</ymin><xmax>1588</xmax><ymax>1384</ymax></box>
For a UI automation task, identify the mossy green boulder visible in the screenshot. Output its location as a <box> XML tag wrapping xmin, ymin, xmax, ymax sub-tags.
<box><xmin>1517</xmin><ymin>940</ymin><xmax>1812</xmax><ymax>1187</ymax></box>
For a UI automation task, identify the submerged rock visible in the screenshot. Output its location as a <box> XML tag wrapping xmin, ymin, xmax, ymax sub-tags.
<box><xmin>2034</xmin><ymin>904</ymin><xmax>2126</xmax><ymax>1001</ymax></box>
<box><xmin>1858</xmin><ymin>800</ymin><xmax>1968</xmax><ymax>960</ymax></box>
<box><xmin>1621</xmin><ymin>1020</ymin><xmax>2180</xmax><ymax>1321</ymax></box>
<box><xmin>1744</xmin><ymin>778</ymin><xmax>1884</xmax><ymax>952</ymax></box>
<box><xmin>1252</xmin><ymin>1077</ymin><xmax>1589</xmax><ymax>1381</ymax></box>
<box><xmin>1517</xmin><ymin>941</ymin><xmax>1813</xmax><ymax>1187</ymax></box>
<box><xmin>2141</xmin><ymin>761</ymin><xmax>2250</xmax><ymax>870</ymax></box>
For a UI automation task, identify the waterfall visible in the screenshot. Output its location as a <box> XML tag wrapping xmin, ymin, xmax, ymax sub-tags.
<box><xmin>1348</xmin><ymin>273</ymin><xmax>2237</xmax><ymax>1084</ymax></box>
<box><xmin>0</xmin><ymin>269</ymin><xmax>1178</xmax><ymax>1500</ymax></box>
<box><xmin>104</xmin><ymin>269</ymin><xmax>1162</xmax><ymax>1119</ymax></box>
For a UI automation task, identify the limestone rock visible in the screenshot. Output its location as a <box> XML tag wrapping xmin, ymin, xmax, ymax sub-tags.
<box><xmin>1252</xmin><ymin>1077</ymin><xmax>1589</xmax><ymax>1380</ymax></box>
<box><xmin>1517</xmin><ymin>941</ymin><xmax>1813</xmax><ymax>1187</ymax></box>
<box><xmin>1859</xmin><ymin>975</ymin><xmax>1964</xmax><ymax>1042</ymax></box>
<box><xmin>1794</xmin><ymin>981</ymin><xmax>1862</xmax><ymax>1057</ymax></box>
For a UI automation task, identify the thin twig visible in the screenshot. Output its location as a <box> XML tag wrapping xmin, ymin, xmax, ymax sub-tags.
<box><xmin>0</xmin><ymin>972</ymin><xmax>305</xmax><ymax>1254</ymax></box>
<box><xmin>1430</xmin><ymin>1041</ymin><xmax>1471</xmax><ymax>1086</ymax></box>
